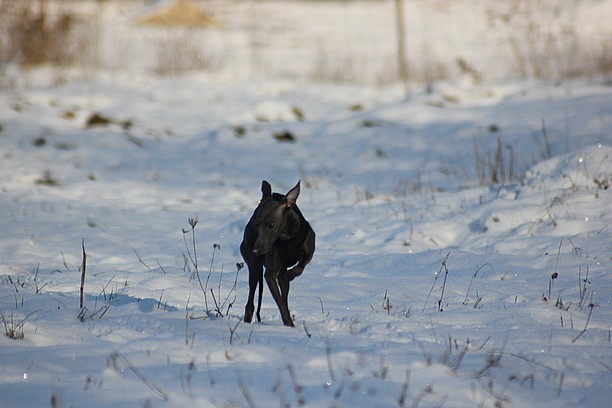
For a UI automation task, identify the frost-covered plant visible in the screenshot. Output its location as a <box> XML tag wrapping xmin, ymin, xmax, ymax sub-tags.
<box><xmin>182</xmin><ymin>218</ymin><xmax>241</xmax><ymax>318</ymax></box>
<box><xmin>1</xmin><ymin>311</ymin><xmax>34</xmax><ymax>340</ymax></box>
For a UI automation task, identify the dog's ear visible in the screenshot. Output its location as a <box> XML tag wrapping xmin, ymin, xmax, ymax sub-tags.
<box><xmin>282</xmin><ymin>181</ymin><xmax>300</xmax><ymax>208</ymax></box>
<box><xmin>261</xmin><ymin>180</ymin><xmax>272</xmax><ymax>198</ymax></box>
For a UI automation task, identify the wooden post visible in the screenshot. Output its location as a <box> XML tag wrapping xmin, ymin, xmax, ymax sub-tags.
<box><xmin>39</xmin><ymin>0</ymin><xmax>47</xmax><ymax>27</ymax></box>
<box><xmin>394</xmin><ymin>0</ymin><xmax>409</xmax><ymax>93</ymax></box>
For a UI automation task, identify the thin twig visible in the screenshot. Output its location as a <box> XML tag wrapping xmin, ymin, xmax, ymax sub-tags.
<box><xmin>156</xmin><ymin>260</ymin><xmax>167</xmax><ymax>274</ymax></box>
<box><xmin>228</xmin><ymin>320</ymin><xmax>241</xmax><ymax>345</ymax></box>
<box><xmin>185</xmin><ymin>218</ymin><xmax>210</xmax><ymax>312</ymax></box>
<box><xmin>463</xmin><ymin>263</ymin><xmax>492</xmax><ymax>305</ymax></box>
<box><xmin>422</xmin><ymin>274</ymin><xmax>439</xmax><ymax>313</ymax></box>
<box><xmin>79</xmin><ymin>239</ymin><xmax>87</xmax><ymax>309</ymax></box>
<box><xmin>578</xmin><ymin>266</ymin><xmax>590</xmax><ymax>310</ymax></box>
<box><xmin>61</xmin><ymin>251</ymin><xmax>71</xmax><ymax>271</ymax></box>
<box><xmin>185</xmin><ymin>291</ymin><xmax>191</xmax><ymax>346</ymax></box>
<box><xmin>318</xmin><ymin>296</ymin><xmax>325</xmax><ymax>315</ymax></box>
<box><xmin>211</xmin><ymin>288</ymin><xmax>223</xmax><ymax>317</ymax></box>
<box><xmin>203</xmin><ymin>243</ymin><xmax>220</xmax><ymax>312</ymax></box>
<box><xmin>423</xmin><ymin>252</ymin><xmax>450</xmax><ymax>312</ymax></box>
<box><xmin>398</xmin><ymin>369</ymin><xmax>411</xmax><ymax>407</ymax></box>
<box><xmin>220</xmin><ymin>263</ymin><xmax>243</xmax><ymax>316</ymax></box>
<box><xmin>437</xmin><ymin>253</ymin><xmax>450</xmax><ymax>312</ymax></box>
<box><xmin>108</xmin><ymin>352</ymin><xmax>168</xmax><ymax>400</ymax></box>
<box><xmin>237</xmin><ymin>370</ymin><xmax>260</xmax><ymax>408</ymax></box>
<box><xmin>572</xmin><ymin>303</ymin><xmax>595</xmax><ymax>343</ymax></box>
<box><xmin>133</xmin><ymin>249</ymin><xmax>152</xmax><ymax>271</ymax></box>
<box><xmin>157</xmin><ymin>290</ymin><xmax>165</xmax><ymax>311</ymax></box>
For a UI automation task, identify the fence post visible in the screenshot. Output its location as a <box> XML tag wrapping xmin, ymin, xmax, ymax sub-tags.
<box><xmin>394</xmin><ymin>0</ymin><xmax>409</xmax><ymax>93</ymax></box>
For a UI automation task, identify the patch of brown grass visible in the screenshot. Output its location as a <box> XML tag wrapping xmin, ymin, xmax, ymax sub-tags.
<box><xmin>138</xmin><ymin>0</ymin><xmax>220</xmax><ymax>28</ymax></box>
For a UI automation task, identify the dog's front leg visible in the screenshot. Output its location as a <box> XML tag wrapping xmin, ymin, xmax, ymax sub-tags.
<box><xmin>285</xmin><ymin>265</ymin><xmax>304</xmax><ymax>282</ymax></box>
<box><xmin>244</xmin><ymin>265</ymin><xmax>262</xmax><ymax>323</ymax></box>
<box><xmin>285</xmin><ymin>230</ymin><xmax>315</xmax><ymax>282</ymax></box>
<box><xmin>278</xmin><ymin>276</ymin><xmax>290</xmax><ymax>322</ymax></box>
<box><xmin>264</xmin><ymin>254</ymin><xmax>294</xmax><ymax>327</ymax></box>
<box><xmin>242</xmin><ymin>241</ymin><xmax>263</xmax><ymax>323</ymax></box>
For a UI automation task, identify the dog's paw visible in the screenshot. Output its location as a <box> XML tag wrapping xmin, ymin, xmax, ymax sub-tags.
<box><xmin>244</xmin><ymin>306</ymin><xmax>254</xmax><ymax>323</ymax></box>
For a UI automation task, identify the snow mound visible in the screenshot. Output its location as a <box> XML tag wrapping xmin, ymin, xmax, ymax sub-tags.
<box><xmin>455</xmin><ymin>144</ymin><xmax>611</xmax><ymax>254</ymax></box>
<box><xmin>525</xmin><ymin>144</ymin><xmax>611</xmax><ymax>191</ymax></box>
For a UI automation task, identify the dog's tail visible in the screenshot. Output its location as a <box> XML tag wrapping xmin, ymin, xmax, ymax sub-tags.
<box><xmin>256</xmin><ymin>274</ymin><xmax>264</xmax><ymax>322</ymax></box>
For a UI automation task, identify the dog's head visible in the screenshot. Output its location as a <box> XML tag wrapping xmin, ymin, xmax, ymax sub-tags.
<box><xmin>252</xmin><ymin>180</ymin><xmax>301</xmax><ymax>255</ymax></box>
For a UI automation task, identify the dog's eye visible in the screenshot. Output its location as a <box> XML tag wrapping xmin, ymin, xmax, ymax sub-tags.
<box><xmin>267</xmin><ymin>223</ymin><xmax>275</xmax><ymax>229</ymax></box>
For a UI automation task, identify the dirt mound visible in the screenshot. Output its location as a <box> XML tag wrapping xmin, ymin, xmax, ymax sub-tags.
<box><xmin>138</xmin><ymin>0</ymin><xmax>219</xmax><ymax>28</ymax></box>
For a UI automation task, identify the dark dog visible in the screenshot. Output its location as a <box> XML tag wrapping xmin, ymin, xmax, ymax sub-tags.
<box><xmin>241</xmin><ymin>180</ymin><xmax>315</xmax><ymax>327</ymax></box>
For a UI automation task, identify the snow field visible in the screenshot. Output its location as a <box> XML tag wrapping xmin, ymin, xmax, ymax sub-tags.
<box><xmin>1</xmin><ymin>72</ymin><xmax>610</xmax><ymax>407</ymax></box>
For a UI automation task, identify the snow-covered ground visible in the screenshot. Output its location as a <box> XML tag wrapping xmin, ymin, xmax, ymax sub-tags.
<box><xmin>1</xmin><ymin>73</ymin><xmax>610</xmax><ymax>408</ymax></box>
<box><xmin>1</xmin><ymin>1</ymin><xmax>611</xmax><ymax>408</ymax></box>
